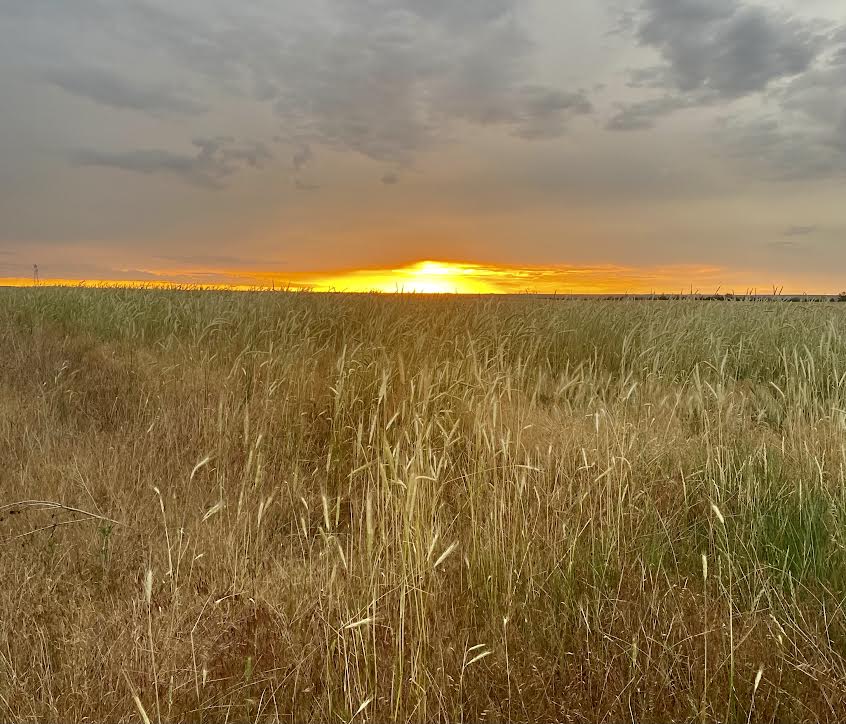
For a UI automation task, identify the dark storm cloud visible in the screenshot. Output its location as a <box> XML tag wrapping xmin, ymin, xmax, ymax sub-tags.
<box><xmin>44</xmin><ymin>66</ymin><xmax>206</xmax><ymax>115</ymax></box>
<box><xmin>71</xmin><ymin>137</ymin><xmax>272</xmax><ymax>189</ymax></box>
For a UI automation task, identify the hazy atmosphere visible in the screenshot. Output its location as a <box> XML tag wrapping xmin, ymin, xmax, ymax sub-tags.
<box><xmin>1</xmin><ymin>0</ymin><xmax>845</xmax><ymax>291</ymax></box>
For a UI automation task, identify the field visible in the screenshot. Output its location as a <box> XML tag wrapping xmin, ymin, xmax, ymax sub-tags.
<box><xmin>4</xmin><ymin>288</ymin><xmax>846</xmax><ymax>722</ymax></box>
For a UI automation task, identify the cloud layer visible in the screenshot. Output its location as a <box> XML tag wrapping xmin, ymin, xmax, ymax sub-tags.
<box><xmin>71</xmin><ymin>138</ymin><xmax>272</xmax><ymax>189</ymax></box>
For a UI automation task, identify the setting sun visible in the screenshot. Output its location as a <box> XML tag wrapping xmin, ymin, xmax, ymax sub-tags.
<box><xmin>298</xmin><ymin>261</ymin><xmax>502</xmax><ymax>294</ymax></box>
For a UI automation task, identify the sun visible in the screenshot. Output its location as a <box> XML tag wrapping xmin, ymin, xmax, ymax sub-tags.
<box><xmin>399</xmin><ymin>261</ymin><xmax>494</xmax><ymax>293</ymax></box>
<box><xmin>299</xmin><ymin>260</ymin><xmax>501</xmax><ymax>294</ymax></box>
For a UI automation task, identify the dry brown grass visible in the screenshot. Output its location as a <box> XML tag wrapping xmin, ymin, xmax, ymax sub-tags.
<box><xmin>3</xmin><ymin>287</ymin><xmax>846</xmax><ymax>722</ymax></box>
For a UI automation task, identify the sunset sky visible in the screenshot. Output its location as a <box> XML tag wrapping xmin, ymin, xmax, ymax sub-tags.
<box><xmin>1</xmin><ymin>0</ymin><xmax>845</xmax><ymax>293</ymax></box>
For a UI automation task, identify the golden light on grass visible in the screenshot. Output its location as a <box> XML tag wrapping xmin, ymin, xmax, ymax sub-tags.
<box><xmin>2</xmin><ymin>286</ymin><xmax>845</xmax><ymax>721</ymax></box>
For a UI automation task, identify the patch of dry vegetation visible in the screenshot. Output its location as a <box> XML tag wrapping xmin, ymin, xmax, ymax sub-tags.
<box><xmin>3</xmin><ymin>288</ymin><xmax>846</xmax><ymax>722</ymax></box>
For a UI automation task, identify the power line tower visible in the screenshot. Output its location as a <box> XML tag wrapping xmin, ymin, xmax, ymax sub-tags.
<box><xmin>33</xmin><ymin>264</ymin><xmax>39</xmax><ymax>285</ymax></box>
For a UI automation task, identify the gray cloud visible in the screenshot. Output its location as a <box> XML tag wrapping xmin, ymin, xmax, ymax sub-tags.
<box><xmin>3</xmin><ymin>0</ymin><xmax>593</xmax><ymax>185</ymax></box>
<box><xmin>381</xmin><ymin>172</ymin><xmax>399</xmax><ymax>185</ymax></box>
<box><xmin>71</xmin><ymin>137</ymin><xmax>271</xmax><ymax>189</ymax></box>
<box><xmin>780</xmin><ymin>50</ymin><xmax>846</xmax><ymax>126</ymax></box>
<box><xmin>833</xmin><ymin>112</ymin><xmax>846</xmax><ymax>153</ymax></box>
<box><xmin>44</xmin><ymin>66</ymin><xmax>207</xmax><ymax>115</ymax></box>
<box><xmin>219</xmin><ymin>140</ymin><xmax>273</xmax><ymax>169</ymax></box>
<box><xmin>715</xmin><ymin>115</ymin><xmax>846</xmax><ymax>180</ymax></box>
<box><xmin>498</xmin><ymin>87</ymin><xmax>593</xmax><ymax>139</ymax></box>
<box><xmin>637</xmin><ymin>0</ymin><xmax>821</xmax><ymax>98</ymax></box>
<box><xmin>708</xmin><ymin>22</ymin><xmax>846</xmax><ymax>181</ymax></box>
<box><xmin>767</xmin><ymin>239</ymin><xmax>809</xmax><ymax>252</ymax></box>
<box><xmin>76</xmin><ymin>1</ymin><xmax>590</xmax><ymax>164</ymax></box>
<box><xmin>785</xmin><ymin>225</ymin><xmax>818</xmax><ymax>237</ymax></box>
<box><xmin>607</xmin><ymin>1</ymin><xmax>846</xmax><ymax>184</ymax></box>
<box><xmin>390</xmin><ymin>0</ymin><xmax>514</xmax><ymax>29</ymax></box>
<box><xmin>607</xmin><ymin>95</ymin><xmax>690</xmax><ymax>130</ymax></box>
<box><xmin>293</xmin><ymin>179</ymin><xmax>320</xmax><ymax>192</ymax></box>
<box><xmin>292</xmin><ymin>144</ymin><xmax>313</xmax><ymax>171</ymax></box>
<box><xmin>156</xmin><ymin>253</ymin><xmax>283</xmax><ymax>268</ymax></box>
<box><xmin>610</xmin><ymin>0</ymin><xmax>825</xmax><ymax>129</ymax></box>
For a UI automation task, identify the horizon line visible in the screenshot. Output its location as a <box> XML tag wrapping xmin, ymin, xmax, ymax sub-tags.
<box><xmin>2</xmin><ymin>278</ymin><xmax>844</xmax><ymax>300</ymax></box>
<box><xmin>3</xmin><ymin>258</ymin><xmax>840</xmax><ymax>296</ymax></box>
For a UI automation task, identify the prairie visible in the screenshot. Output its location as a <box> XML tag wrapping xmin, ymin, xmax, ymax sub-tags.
<box><xmin>3</xmin><ymin>287</ymin><xmax>846</xmax><ymax>722</ymax></box>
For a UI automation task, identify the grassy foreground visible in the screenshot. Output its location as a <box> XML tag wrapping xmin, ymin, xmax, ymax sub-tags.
<box><xmin>4</xmin><ymin>288</ymin><xmax>846</xmax><ymax>722</ymax></box>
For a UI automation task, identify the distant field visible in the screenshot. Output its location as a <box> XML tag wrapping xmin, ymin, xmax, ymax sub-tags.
<box><xmin>5</xmin><ymin>288</ymin><xmax>846</xmax><ymax>722</ymax></box>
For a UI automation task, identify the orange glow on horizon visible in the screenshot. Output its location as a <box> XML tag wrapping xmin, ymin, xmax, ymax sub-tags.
<box><xmin>292</xmin><ymin>261</ymin><xmax>508</xmax><ymax>294</ymax></box>
<box><xmin>259</xmin><ymin>260</ymin><xmax>741</xmax><ymax>294</ymax></box>
<box><xmin>0</xmin><ymin>260</ymin><xmax>819</xmax><ymax>295</ymax></box>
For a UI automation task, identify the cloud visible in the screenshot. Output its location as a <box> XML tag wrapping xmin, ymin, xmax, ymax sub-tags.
<box><xmin>779</xmin><ymin>46</ymin><xmax>846</xmax><ymax>135</ymax></box>
<box><xmin>709</xmin><ymin>26</ymin><xmax>846</xmax><ymax>182</ymax></box>
<box><xmin>767</xmin><ymin>239</ymin><xmax>807</xmax><ymax>252</ymax></box>
<box><xmin>421</xmin><ymin>18</ymin><xmax>593</xmax><ymax>141</ymax></box>
<box><xmin>44</xmin><ymin>65</ymin><xmax>207</xmax><ymax>115</ymax></box>
<box><xmin>610</xmin><ymin>0</ymin><xmax>826</xmax><ymax>129</ymax></box>
<box><xmin>381</xmin><ymin>172</ymin><xmax>399</xmax><ymax>185</ymax></box>
<box><xmin>155</xmin><ymin>253</ymin><xmax>283</xmax><ymax>268</ymax></box>
<box><xmin>3</xmin><ymin>0</ymin><xmax>595</xmax><ymax>192</ymax></box>
<box><xmin>608</xmin><ymin>1</ymin><xmax>846</xmax><ymax>181</ymax></box>
<box><xmin>218</xmin><ymin>140</ymin><xmax>273</xmax><ymax>169</ymax></box>
<box><xmin>70</xmin><ymin>137</ymin><xmax>271</xmax><ymax>188</ymax></box>
<box><xmin>293</xmin><ymin>179</ymin><xmax>320</xmax><ymax>192</ymax></box>
<box><xmin>292</xmin><ymin>144</ymin><xmax>313</xmax><ymax>171</ymax></box>
<box><xmin>392</xmin><ymin>0</ymin><xmax>515</xmax><ymax>29</ymax></box>
<box><xmin>763</xmin><ymin>226</ymin><xmax>820</xmax><ymax>252</ymax></box>
<box><xmin>715</xmin><ymin>115</ymin><xmax>846</xmax><ymax>180</ymax></box>
<box><xmin>636</xmin><ymin>0</ymin><xmax>821</xmax><ymax>99</ymax></box>
<box><xmin>606</xmin><ymin>95</ymin><xmax>690</xmax><ymax>130</ymax></box>
<box><xmin>503</xmin><ymin>87</ymin><xmax>593</xmax><ymax>139</ymax></box>
<box><xmin>784</xmin><ymin>225</ymin><xmax>818</xmax><ymax>237</ymax></box>
<box><xmin>53</xmin><ymin>1</ymin><xmax>592</xmax><ymax>164</ymax></box>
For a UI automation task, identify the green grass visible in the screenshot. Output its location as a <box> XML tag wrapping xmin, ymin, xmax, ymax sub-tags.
<box><xmin>2</xmin><ymin>287</ymin><xmax>846</xmax><ymax>721</ymax></box>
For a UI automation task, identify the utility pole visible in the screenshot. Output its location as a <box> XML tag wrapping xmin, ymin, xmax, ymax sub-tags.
<box><xmin>33</xmin><ymin>264</ymin><xmax>39</xmax><ymax>285</ymax></box>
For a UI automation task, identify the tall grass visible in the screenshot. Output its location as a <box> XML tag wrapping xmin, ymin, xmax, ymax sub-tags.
<box><xmin>3</xmin><ymin>287</ymin><xmax>846</xmax><ymax>721</ymax></box>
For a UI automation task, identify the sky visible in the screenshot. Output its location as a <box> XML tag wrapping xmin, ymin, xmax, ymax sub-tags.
<box><xmin>1</xmin><ymin>0</ymin><xmax>845</xmax><ymax>293</ymax></box>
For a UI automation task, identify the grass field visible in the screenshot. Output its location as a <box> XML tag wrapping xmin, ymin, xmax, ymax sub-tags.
<box><xmin>4</xmin><ymin>287</ymin><xmax>846</xmax><ymax>722</ymax></box>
